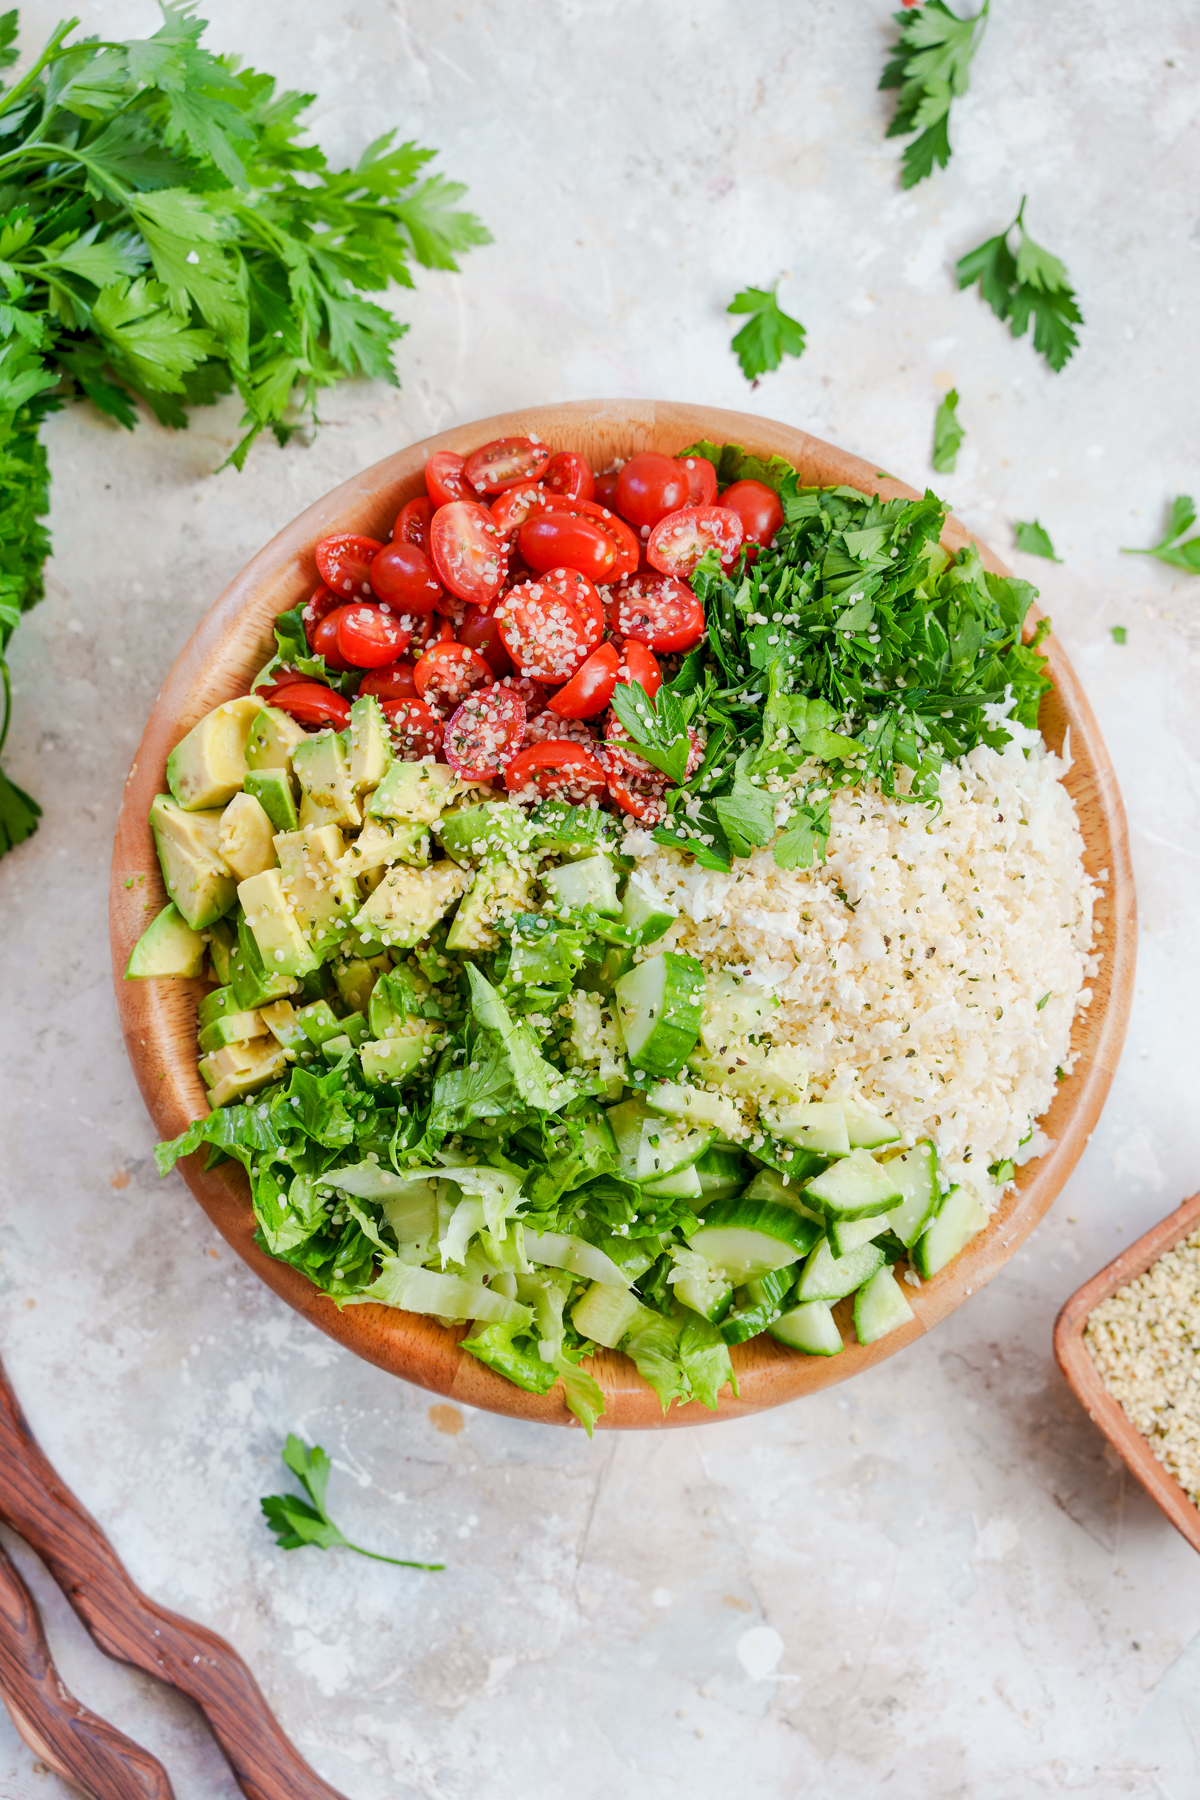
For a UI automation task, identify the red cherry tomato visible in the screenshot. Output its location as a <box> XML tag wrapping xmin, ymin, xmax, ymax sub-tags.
<box><xmin>676</xmin><ymin>454</ymin><xmax>718</xmax><ymax>506</ymax></box>
<box><xmin>464</xmin><ymin>436</ymin><xmax>551</xmax><ymax>495</ymax></box>
<box><xmin>494</xmin><ymin>578</ymin><xmax>592</xmax><ymax>683</ymax></box>
<box><xmin>444</xmin><ymin>686</ymin><xmax>528</xmax><ymax>781</ymax></box>
<box><xmin>646</xmin><ymin>505</ymin><xmax>743</xmax><ymax>578</ymax></box>
<box><xmin>254</xmin><ymin>669</ymin><xmax>312</xmax><ymax>705</ymax></box>
<box><xmin>425</xmin><ymin>451</ymin><xmax>473</xmax><ymax>508</ymax></box>
<box><xmin>518</xmin><ymin>510</ymin><xmax>616</xmax><ymax>583</ymax></box>
<box><xmin>303</xmin><ymin>584</ymin><xmax>339</xmax><ymax>638</ymax></box>
<box><xmin>314</xmin><ymin>533</ymin><xmax>384</xmax><ymax>600</ymax></box>
<box><xmin>413</xmin><ymin>639</ymin><xmax>495</xmax><ymax>710</ymax></box>
<box><xmin>433</xmin><ymin>590</ymin><xmax>470</xmax><ymax>630</ymax></box>
<box><xmin>381</xmin><ymin>697</ymin><xmax>444</xmax><ymax>760</ymax></box>
<box><xmin>546</xmin><ymin>642</ymin><xmax>621</xmax><ymax>720</ymax></box>
<box><xmin>270</xmin><ymin>684</ymin><xmax>352</xmax><ymax>730</ymax></box>
<box><xmin>601</xmin><ymin>712</ymin><xmax>668</xmax><ymax>784</ymax></box>
<box><xmin>543</xmin><ymin>451</ymin><xmax>594</xmax><ymax>504</ymax></box>
<box><xmin>359</xmin><ymin>660</ymin><xmax>418</xmax><ymax>701</ymax></box>
<box><xmin>405</xmin><ymin>610</ymin><xmax>456</xmax><ymax>659</ymax></box>
<box><xmin>614</xmin><ymin>452</ymin><xmax>690</xmax><ymax>532</ymax></box>
<box><xmin>606</xmin><ymin>769</ymin><xmax>667</xmax><ymax>824</ymax></box>
<box><xmin>394</xmin><ymin>495</ymin><xmax>434</xmax><ymax>554</ymax></box>
<box><xmin>309</xmin><ymin>611</ymin><xmax>353</xmax><ymax>671</ymax></box>
<box><xmin>458</xmin><ymin>603</ymin><xmax>514</xmax><ymax>680</ymax></box>
<box><xmin>369</xmin><ymin>540</ymin><xmax>441</xmax><ymax>613</ymax></box>
<box><xmin>540</xmin><ymin>567</ymin><xmax>604</xmax><ymax>649</ymax></box>
<box><xmin>617</xmin><ymin>638</ymin><xmax>663</xmax><ymax>698</ymax></box>
<box><xmin>610</xmin><ymin>573</ymin><xmax>706</xmax><ymax>653</ymax></box>
<box><xmin>498</xmin><ymin>673</ymin><xmax>548</xmax><ymax>714</ymax></box>
<box><xmin>336</xmin><ymin>603</ymin><xmax>412</xmax><ymax>669</ymax></box>
<box><xmin>490</xmin><ymin>481</ymin><xmax>546</xmax><ymax>538</ymax></box>
<box><xmin>505</xmin><ymin>741</ymin><xmax>609</xmax><ymax>804</ymax></box>
<box><xmin>430</xmin><ymin>501</ymin><xmax>508</xmax><ymax>605</ymax></box>
<box><xmin>593</xmin><ymin>469</ymin><xmax>620</xmax><ymax>508</ymax></box>
<box><xmin>573</xmin><ymin>500</ymin><xmax>640</xmax><ymax>580</ymax></box>
<box><xmin>719</xmin><ymin>479</ymin><xmax>784</xmax><ymax>549</ymax></box>
<box><xmin>525</xmin><ymin>711</ymin><xmax>597</xmax><ymax>748</ymax></box>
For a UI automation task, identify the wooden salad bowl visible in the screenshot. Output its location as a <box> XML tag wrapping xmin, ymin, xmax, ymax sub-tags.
<box><xmin>1055</xmin><ymin>1191</ymin><xmax>1200</xmax><ymax>1553</ymax></box>
<box><xmin>110</xmin><ymin>400</ymin><xmax>1136</xmax><ymax>1430</ymax></box>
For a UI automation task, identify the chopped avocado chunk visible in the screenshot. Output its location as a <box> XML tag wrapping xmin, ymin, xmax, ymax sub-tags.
<box><xmin>246</xmin><ymin>704</ymin><xmax>306</xmax><ymax>772</ymax></box>
<box><xmin>218</xmin><ymin>792</ymin><xmax>277</xmax><ymax>880</ymax></box>
<box><xmin>333</xmin><ymin>954</ymin><xmax>388</xmax><ymax>1014</ymax></box>
<box><xmin>435</xmin><ymin>802</ymin><xmax>528</xmax><ymax>865</ymax></box>
<box><xmin>125</xmin><ymin>903</ymin><xmax>205</xmax><ymax>979</ymax></box>
<box><xmin>354</xmin><ymin>861</ymin><xmax>468</xmax><ymax>950</ymax></box>
<box><xmin>229</xmin><ymin>910</ymin><xmax>299</xmax><ymax>1009</ymax></box>
<box><xmin>259</xmin><ymin>998</ymin><xmax>306</xmax><ymax>1051</ymax></box>
<box><xmin>166</xmin><ymin>696</ymin><xmax>262</xmax><ymax>810</ymax></box>
<box><xmin>149</xmin><ymin>794</ymin><xmax>236</xmax><ymax>930</ymax></box>
<box><xmin>445</xmin><ymin>859</ymin><xmax>534</xmax><ymax>952</ymax></box>
<box><xmin>199</xmin><ymin>1037</ymin><xmax>289</xmax><ymax>1108</ymax></box>
<box><xmin>197</xmin><ymin>1007</ymin><xmax>268</xmax><ymax>1053</ymax></box>
<box><xmin>237</xmin><ymin>869</ymin><xmax>320</xmax><ymax>978</ymax></box>
<box><xmin>360</xmin><ymin>1023</ymin><xmax>442</xmax><ymax>1086</ymax></box>
<box><xmin>198</xmin><ymin>985</ymin><xmax>241</xmax><ymax>1030</ymax></box>
<box><xmin>367</xmin><ymin>759</ymin><xmax>459</xmax><ymax>825</ymax></box>
<box><xmin>341</xmin><ymin>818</ymin><xmax>430</xmax><ymax>874</ymax></box>
<box><xmin>348</xmin><ymin>694</ymin><xmax>392</xmax><ymax>794</ymax></box>
<box><xmin>244</xmin><ymin>769</ymin><xmax>298</xmax><ymax>834</ymax></box>
<box><xmin>294</xmin><ymin>729</ymin><xmax>362</xmax><ymax>830</ymax></box>
<box><xmin>296</xmin><ymin>999</ymin><xmax>345</xmax><ymax>1047</ymax></box>
<box><xmin>274</xmin><ymin>824</ymin><xmax>359</xmax><ymax>960</ymax></box>
<box><xmin>205</xmin><ymin>917</ymin><xmax>235</xmax><ymax>985</ymax></box>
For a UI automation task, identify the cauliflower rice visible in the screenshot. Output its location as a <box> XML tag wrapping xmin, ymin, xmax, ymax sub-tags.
<box><xmin>625</xmin><ymin>724</ymin><xmax>1101</xmax><ymax>1202</ymax></box>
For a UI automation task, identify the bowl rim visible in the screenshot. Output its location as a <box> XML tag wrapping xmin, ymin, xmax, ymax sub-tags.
<box><xmin>110</xmin><ymin>397</ymin><xmax>1137</xmax><ymax>1430</ymax></box>
<box><xmin>1054</xmin><ymin>1190</ymin><xmax>1200</xmax><ymax>1553</ymax></box>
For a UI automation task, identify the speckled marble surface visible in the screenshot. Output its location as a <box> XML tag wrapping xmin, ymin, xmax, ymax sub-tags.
<box><xmin>2</xmin><ymin>2</ymin><xmax>1200</xmax><ymax>1794</ymax></box>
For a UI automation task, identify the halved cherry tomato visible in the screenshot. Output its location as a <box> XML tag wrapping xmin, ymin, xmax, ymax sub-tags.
<box><xmin>413</xmin><ymin>639</ymin><xmax>495</xmax><ymax>710</ymax></box>
<box><xmin>606</xmin><ymin>769</ymin><xmax>667</xmax><ymax>824</ymax></box>
<box><xmin>494</xmin><ymin>579</ymin><xmax>592</xmax><ymax>682</ymax></box>
<box><xmin>369</xmin><ymin>540</ymin><xmax>441</xmax><ymax>613</ymax></box>
<box><xmin>394</xmin><ymin>495</ymin><xmax>434</xmax><ymax>554</ymax></box>
<box><xmin>254</xmin><ymin>669</ymin><xmax>311</xmax><ymax>705</ymax></box>
<box><xmin>646</xmin><ymin>504</ymin><xmax>743</xmax><ymax>577</ymax></box>
<box><xmin>309</xmin><ymin>611</ymin><xmax>353</xmax><ymax>671</ymax></box>
<box><xmin>336</xmin><ymin>603</ymin><xmax>412</xmax><ymax>669</ymax></box>
<box><xmin>430</xmin><ymin>501</ymin><xmax>508</xmax><ymax>605</ymax></box>
<box><xmin>719</xmin><ymin>479</ymin><xmax>784</xmax><ymax>548</ymax></box>
<box><xmin>676</xmin><ymin>454</ymin><xmax>718</xmax><ymax>506</ymax></box>
<box><xmin>498</xmin><ymin>673</ymin><xmax>549</xmax><ymax>714</ymax></box>
<box><xmin>458</xmin><ymin>602</ymin><xmax>514</xmax><ymax>680</ymax></box>
<box><xmin>303</xmin><ymin>584</ymin><xmax>339</xmax><ymax>637</ymax></box>
<box><xmin>444</xmin><ymin>687</ymin><xmax>527</xmax><ymax>781</ymax></box>
<box><xmin>601</xmin><ymin>712</ymin><xmax>667</xmax><ymax>784</ymax></box>
<box><xmin>271</xmin><ymin>683</ymin><xmax>352</xmax><ymax>730</ymax></box>
<box><xmin>359</xmin><ymin>660</ymin><xmax>417</xmax><ymax>701</ymax></box>
<box><xmin>405</xmin><ymin>611</ymin><xmax>455</xmax><ymax>659</ymax></box>
<box><xmin>614</xmin><ymin>452</ymin><xmax>690</xmax><ymax>532</ymax></box>
<box><xmin>464</xmin><ymin>436</ymin><xmax>551</xmax><ymax>495</ymax></box>
<box><xmin>543</xmin><ymin>450</ymin><xmax>594</xmax><ymax>504</ymax></box>
<box><xmin>490</xmin><ymin>481</ymin><xmax>546</xmax><ymax>537</ymax></box>
<box><xmin>314</xmin><ymin>534</ymin><xmax>384</xmax><ymax>599</ymax></box>
<box><xmin>540</xmin><ymin>567</ymin><xmax>604</xmax><ymax>649</ymax></box>
<box><xmin>518</xmin><ymin>510</ymin><xmax>616</xmax><ymax>583</ymax></box>
<box><xmin>425</xmin><ymin>451</ymin><xmax>473</xmax><ymax>508</ymax></box>
<box><xmin>547</xmin><ymin>642</ymin><xmax>620</xmax><ymax>720</ymax></box>
<box><xmin>610</xmin><ymin>573</ymin><xmax>706</xmax><ymax>653</ymax></box>
<box><xmin>574</xmin><ymin>500</ymin><xmax>640</xmax><ymax>580</ymax></box>
<box><xmin>617</xmin><ymin>638</ymin><xmax>662</xmax><ymax>697</ymax></box>
<box><xmin>524</xmin><ymin>711</ymin><xmax>597</xmax><ymax>747</ymax></box>
<box><xmin>504</xmin><ymin>740</ymin><xmax>608</xmax><ymax>804</ymax></box>
<box><xmin>433</xmin><ymin>590</ymin><xmax>470</xmax><ymax>630</ymax></box>
<box><xmin>381</xmin><ymin>697</ymin><xmax>443</xmax><ymax>760</ymax></box>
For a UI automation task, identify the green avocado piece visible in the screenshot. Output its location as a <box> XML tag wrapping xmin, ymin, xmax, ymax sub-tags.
<box><xmin>206</xmin><ymin>917</ymin><xmax>235</xmax><ymax>985</ymax></box>
<box><xmin>199</xmin><ymin>1037</ymin><xmax>289</xmax><ymax>1108</ymax></box>
<box><xmin>149</xmin><ymin>794</ymin><xmax>236</xmax><ymax>931</ymax></box>
<box><xmin>294</xmin><ymin>730</ymin><xmax>361</xmax><ymax>830</ymax></box>
<box><xmin>237</xmin><ymin>869</ymin><xmax>320</xmax><ymax>978</ymax></box>
<box><xmin>354</xmin><ymin>862</ymin><xmax>469</xmax><ymax>951</ymax></box>
<box><xmin>348</xmin><ymin>694</ymin><xmax>392</xmax><ymax>795</ymax></box>
<box><xmin>166</xmin><ymin>696</ymin><xmax>261</xmax><ymax>810</ymax></box>
<box><xmin>435</xmin><ymin>802</ymin><xmax>528</xmax><ymax>865</ymax></box>
<box><xmin>218</xmin><ymin>791</ymin><xmax>277</xmax><ymax>881</ymax></box>
<box><xmin>246</xmin><ymin>704</ymin><xmax>306</xmax><ymax>773</ymax></box>
<box><xmin>244</xmin><ymin>769</ymin><xmax>298</xmax><ymax>834</ymax></box>
<box><xmin>198</xmin><ymin>985</ymin><xmax>241</xmax><ymax>1030</ymax></box>
<box><xmin>333</xmin><ymin>954</ymin><xmax>388</xmax><ymax>1015</ymax></box>
<box><xmin>198</xmin><ymin>1008</ymin><xmax>267</xmax><ymax>1053</ymax></box>
<box><xmin>229</xmin><ymin>911</ymin><xmax>299</xmax><ymax>1010</ymax></box>
<box><xmin>445</xmin><ymin>859</ymin><xmax>534</xmax><ymax>952</ymax></box>
<box><xmin>367</xmin><ymin>759</ymin><xmax>460</xmax><ymax>825</ymax></box>
<box><xmin>296</xmin><ymin>999</ymin><xmax>345</xmax><ymax>1047</ymax></box>
<box><xmin>360</xmin><ymin>1025</ymin><xmax>441</xmax><ymax>1086</ymax></box>
<box><xmin>274</xmin><ymin>824</ymin><xmax>359</xmax><ymax>960</ymax></box>
<box><xmin>124</xmin><ymin>902</ymin><xmax>205</xmax><ymax>979</ymax></box>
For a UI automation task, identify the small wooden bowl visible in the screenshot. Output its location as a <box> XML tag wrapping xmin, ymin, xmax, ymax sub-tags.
<box><xmin>1055</xmin><ymin>1193</ymin><xmax>1200</xmax><ymax>1552</ymax></box>
<box><xmin>110</xmin><ymin>400</ymin><xmax>1136</xmax><ymax>1429</ymax></box>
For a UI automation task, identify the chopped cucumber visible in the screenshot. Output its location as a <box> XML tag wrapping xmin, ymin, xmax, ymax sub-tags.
<box><xmin>770</xmin><ymin>1100</ymin><xmax>851</xmax><ymax>1157</ymax></box>
<box><xmin>694</xmin><ymin>1146</ymin><xmax>747</xmax><ymax>1203</ymax></box>
<box><xmin>615</xmin><ymin>951</ymin><xmax>705</xmax><ymax>1078</ymax></box>
<box><xmin>543</xmin><ymin>852</ymin><xmax>621</xmax><ymax>916</ymax></box>
<box><xmin>853</xmin><ymin>1265</ymin><xmax>915</xmax><ymax>1344</ymax></box>
<box><xmin>672</xmin><ymin>1262</ymin><xmax>734</xmax><ymax>1323</ymax></box>
<box><xmin>720</xmin><ymin>1267</ymin><xmax>794</xmax><ymax>1345</ymax></box>
<box><xmin>803</xmin><ymin>1148</ymin><xmax>905</xmax><ymax>1222</ymax></box>
<box><xmin>878</xmin><ymin>1141</ymin><xmax>940</xmax><ymax>1247</ymax></box>
<box><xmin>572</xmin><ymin>1282</ymin><xmax>646</xmax><ymax>1350</ymax></box>
<box><xmin>686</xmin><ymin>1197</ymin><xmax>821</xmax><ymax>1282</ymax></box>
<box><xmin>840</xmin><ymin>1096</ymin><xmax>902</xmax><ymax>1151</ymax></box>
<box><xmin>640</xmin><ymin>1161</ymin><xmax>703</xmax><ymax>1200</ymax></box>
<box><xmin>606</xmin><ymin>1095</ymin><xmax>652</xmax><ymax>1180</ymax></box>
<box><xmin>827</xmin><ymin>1211</ymin><xmax>891</xmax><ymax>1259</ymax></box>
<box><xmin>643</xmin><ymin>1079</ymin><xmax>742</xmax><ymax>1139</ymax></box>
<box><xmin>740</xmin><ymin>1165</ymin><xmax>826</xmax><ymax>1215</ymax></box>
<box><xmin>620</xmin><ymin>877</ymin><xmax>677</xmax><ymax>945</ymax></box>
<box><xmin>769</xmin><ymin>1299</ymin><xmax>844</xmax><ymax>1356</ymax></box>
<box><xmin>636</xmin><ymin>1115</ymin><xmax>713</xmax><ymax>1182</ymax></box>
<box><xmin>698</xmin><ymin>971</ymin><xmax>776</xmax><ymax>1053</ymax></box>
<box><xmin>912</xmin><ymin>1184</ymin><xmax>989</xmax><ymax>1278</ymax></box>
<box><xmin>794</xmin><ymin>1237</ymin><xmax>886</xmax><ymax>1305</ymax></box>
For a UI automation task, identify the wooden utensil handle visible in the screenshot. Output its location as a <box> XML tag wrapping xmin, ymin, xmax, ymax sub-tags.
<box><xmin>0</xmin><ymin>1368</ymin><xmax>346</xmax><ymax>1800</ymax></box>
<box><xmin>0</xmin><ymin>1541</ymin><xmax>174</xmax><ymax>1800</ymax></box>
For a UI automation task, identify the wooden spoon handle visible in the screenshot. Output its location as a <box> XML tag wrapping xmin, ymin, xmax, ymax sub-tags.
<box><xmin>0</xmin><ymin>1541</ymin><xmax>174</xmax><ymax>1800</ymax></box>
<box><xmin>0</xmin><ymin>1367</ymin><xmax>346</xmax><ymax>1800</ymax></box>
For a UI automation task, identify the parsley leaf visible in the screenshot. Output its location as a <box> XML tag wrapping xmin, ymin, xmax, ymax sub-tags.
<box><xmin>957</xmin><ymin>197</ymin><xmax>1082</xmax><ymax>371</ymax></box>
<box><xmin>727</xmin><ymin>286</ymin><xmax>806</xmax><ymax>383</ymax></box>
<box><xmin>609</xmin><ymin>679</ymin><xmax>691</xmax><ymax>784</ymax></box>
<box><xmin>932</xmin><ymin>387</ymin><xmax>964</xmax><ymax>473</ymax></box>
<box><xmin>1122</xmin><ymin>496</ymin><xmax>1200</xmax><ymax>574</ymax></box>
<box><xmin>880</xmin><ymin>1</ymin><xmax>989</xmax><ymax>188</ymax></box>
<box><xmin>1013</xmin><ymin>518</ymin><xmax>1061</xmax><ymax>562</ymax></box>
<box><xmin>262</xmin><ymin>1435</ymin><xmax>443</xmax><ymax>1570</ymax></box>
<box><xmin>1111</xmin><ymin>626</ymin><xmax>1126</xmax><ymax>644</ymax></box>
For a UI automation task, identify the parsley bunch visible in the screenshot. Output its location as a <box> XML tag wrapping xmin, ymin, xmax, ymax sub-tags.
<box><xmin>0</xmin><ymin>3</ymin><xmax>488</xmax><ymax>856</ymax></box>
<box><xmin>956</xmin><ymin>197</ymin><xmax>1082</xmax><ymax>372</ymax></box>
<box><xmin>880</xmin><ymin>0</ymin><xmax>989</xmax><ymax>188</ymax></box>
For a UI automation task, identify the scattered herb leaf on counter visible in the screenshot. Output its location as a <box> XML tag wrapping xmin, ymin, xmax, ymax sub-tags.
<box><xmin>0</xmin><ymin>1</ymin><xmax>488</xmax><ymax>859</ymax></box>
<box><xmin>727</xmin><ymin>286</ymin><xmax>806</xmax><ymax>383</ymax></box>
<box><xmin>262</xmin><ymin>1435</ymin><xmax>444</xmax><ymax>1570</ymax></box>
<box><xmin>932</xmin><ymin>388</ymin><xmax>964</xmax><ymax>473</ymax></box>
<box><xmin>1111</xmin><ymin>626</ymin><xmax>1127</xmax><ymax>644</ymax></box>
<box><xmin>1122</xmin><ymin>496</ymin><xmax>1200</xmax><ymax>574</ymax></box>
<box><xmin>880</xmin><ymin>0</ymin><xmax>990</xmax><ymax>188</ymax></box>
<box><xmin>956</xmin><ymin>198</ymin><xmax>1082</xmax><ymax>371</ymax></box>
<box><xmin>1013</xmin><ymin>519</ymin><xmax>1061</xmax><ymax>562</ymax></box>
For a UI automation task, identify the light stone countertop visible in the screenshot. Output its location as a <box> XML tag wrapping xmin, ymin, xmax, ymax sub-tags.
<box><xmin>2</xmin><ymin>2</ymin><xmax>1199</xmax><ymax>1795</ymax></box>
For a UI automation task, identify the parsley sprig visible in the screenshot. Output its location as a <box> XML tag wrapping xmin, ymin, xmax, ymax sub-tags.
<box><xmin>1122</xmin><ymin>496</ymin><xmax>1200</xmax><ymax>575</ymax></box>
<box><xmin>956</xmin><ymin>197</ymin><xmax>1082</xmax><ymax>372</ymax></box>
<box><xmin>880</xmin><ymin>0</ymin><xmax>989</xmax><ymax>188</ymax></box>
<box><xmin>262</xmin><ymin>1435</ymin><xmax>443</xmax><ymax>1570</ymax></box>
<box><xmin>609</xmin><ymin>679</ymin><xmax>690</xmax><ymax>783</ymax></box>
<box><xmin>727</xmin><ymin>285</ymin><xmax>806</xmax><ymax>384</ymax></box>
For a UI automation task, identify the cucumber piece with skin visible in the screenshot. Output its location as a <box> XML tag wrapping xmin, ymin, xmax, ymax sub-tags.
<box><xmin>769</xmin><ymin>1299</ymin><xmax>844</xmax><ymax>1356</ymax></box>
<box><xmin>620</xmin><ymin>877</ymin><xmax>677</xmax><ymax>946</ymax></box>
<box><xmin>828</xmin><ymin>1212</ymin><xmax>891</xmax><ymax>1258</ymax></box>
<box><xmin>840</xmin><ymin>1096</ymin><xmax>902</xmax><ymax>1151</ymax></box>
<box><xmin>912</xmin><ymin>1184</ymin><xmax>989</xmax><ymax>1278</ymax></box>
<box><xmin>615</xmin><ymin>951</ymin><xmax>705</xmax><ymax>1078</ymax></box>
<box><xmin>636</xmin><ymin>1115</ymin><xmax>714</xmax><ymax>1183</ymax></box>
<box><xmin>853</xmin><ymin>1265</ymin><xmax>915</xmax><ymax>1345</ymax></box>
<box><xmin>643</xmin><ymin>1080</ymin><xmax>741</xmax><ymax>1139</ymax></box>
<box><xmin>640</xmin><ymin>1161</ymin><xmax>703</xmax><ymax>1201</ymax></box>
<box><xmin>686</xmin><ymin>1197</ymin><xmax>821</xmax><ymax>1282</ymax></box>
<box><xmin>695</xmin><ymin>1146</ymin><xmax>747</xmax><ymax>1203</ymax></box>
<box><xmin>719</xmin><ymin>1267</ymin><xmax>795</xmax><ymax>1345</ymax></box>
<box><xmin>571</xmin><ymin>1282</ymin><xmax>646</xmax><ymax>1350</ymax></box>
<box><xmin>794</xmin><ymin>1237</ymin><xmax>886</xmax><ymax>1305</ymax></box>
<box><xmin>740</xmin><ymin>1165</ymin><xmax>826</xmax><ymax>1217</ymax></box>
<box><xmin>698</xmin><ymin>971</ymin><xmax>776</xmax><ymax>1055</ymax></box>
<box><xmin>606</xmin><ymin>1095</ymin><xmax>652</xmax><ymax>1179</ymax></box>
<box><xmin>543</xmin><ymin>853</ymin><xmax>621</xmax><ymax>916</ymax></box>
<box><xmin>672</xmin><ymin>1262</ymin><xmax>734</xmax><ymax>1324</ymax></box>
<box><xmin>803</xmin><ymin>1148</ymin><xmax>905</xmax><ymax>1222</ymax></box>
<box><xmin>879</xmin><ymin>1141</ymin><xmax>940</xmax><ymax>1247</ymax></box>
<box><xmin>770</xmin><ymin>1100</ymin><xmax>851</xmax><ymax>1157</ymax></box>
